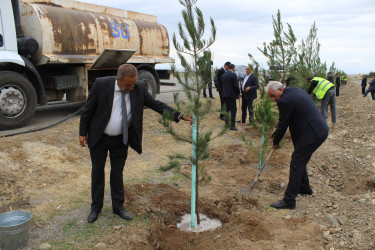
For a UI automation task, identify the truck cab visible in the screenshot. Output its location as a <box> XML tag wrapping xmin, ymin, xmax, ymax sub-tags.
<box><xmin>0</xmin><ymin>0</ymin><xmax>174</xmax><ymax>129</ymax></box>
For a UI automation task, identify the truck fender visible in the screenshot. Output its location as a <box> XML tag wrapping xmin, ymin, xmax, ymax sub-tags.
<box><xmin>20</xmin><ymin>56</ymin><xmax>47</xmax><ymax>105</ymax></box>
<box><xmin>0</xmin><ymin>52</ymin><xmax>46</xmax><ymax>104</ymax></box>
<box><xmin>0</xmin><ymin>51</ymin><xmax>25</xmax><ymax>66</ymax></box>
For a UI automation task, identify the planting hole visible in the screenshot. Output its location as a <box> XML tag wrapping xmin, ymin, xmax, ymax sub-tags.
<box><xmin>177</xmin><ymin>213</ymin><xmax>222</xmax><ymax>232</ymax></box>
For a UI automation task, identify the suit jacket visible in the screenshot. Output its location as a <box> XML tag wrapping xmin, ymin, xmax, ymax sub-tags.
<box><xmin>361</xmin><ymin>76</ymin><xmax>367</xmax><ymax>87</ymax></box>
<box><xmin>368</xmin><ymin>78</ymin><xmax>375</xmax><ymax>91</ymax></box>
<box><xmin>335</xmin><ymin>76</ymin><xmax>341</xmax><ymax>86</ymax></box>
<box><xmin>241</xmin><ymin>73</ymin><xmax>258</xmax><ymax>100</ymax></box>
<box><xmin>273</xmin><ymin>87</ymin><xmax>329</xmax><ymax>150</ymax></box>
<box><xmin>222</xmin><ymin>70</ymin><xmax>240</xmax><ymax>99</ymax></box>
<box><xmin>79</xmin><ymin>76</ymin><xmax>181</xmax><ymax>154</ymax></box>
<box><xmin>216</xmin><ymin>67</ymin><xmax>226</xmax><ymax>92</ymax></box>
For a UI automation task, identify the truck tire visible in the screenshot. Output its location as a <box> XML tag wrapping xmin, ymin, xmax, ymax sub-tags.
<box><xmin>138</xmin><ymin>70</ymin><xmax>157</xmax><ymax>98</ymax></box>
<box><xmin>0</xmin><ymin>71</ymin><xmax>37</xmax><ymax>129</ymax></box>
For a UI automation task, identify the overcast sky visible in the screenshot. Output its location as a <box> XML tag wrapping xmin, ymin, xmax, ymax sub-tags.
<box><xmin>80</xmin><ymin>0</ymin><xmax>374</xmax><ymax>75</ymax></box>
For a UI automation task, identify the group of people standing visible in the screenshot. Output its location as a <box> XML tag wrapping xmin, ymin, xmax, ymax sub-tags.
<box><xmin>327</xmin><ymin>72</ymin><xmax>348</xmax><ymax>98</ymax></box>
<box><xmin>215</xmin><ymin>62</ymin><xmax>259</xmax><ymax>131</ymax></box>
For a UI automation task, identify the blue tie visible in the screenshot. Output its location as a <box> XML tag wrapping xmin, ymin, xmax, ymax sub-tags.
<box><xmin>121</xmin><ymin>91</ymin><xmax>128</xmax><ymax>145</ymax></box>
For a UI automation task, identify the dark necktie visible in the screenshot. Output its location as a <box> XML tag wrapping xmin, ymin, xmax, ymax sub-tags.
<box><xmin>121</xmin><ymin>91</ymin><xmax>128</xmax><ymax>145</ymax></box>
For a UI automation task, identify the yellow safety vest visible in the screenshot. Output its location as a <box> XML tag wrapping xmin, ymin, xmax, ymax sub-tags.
<box><xmin>312</xmin><ymin>77</ymin><xmax>335</xmax><ymax>99</ymax></box>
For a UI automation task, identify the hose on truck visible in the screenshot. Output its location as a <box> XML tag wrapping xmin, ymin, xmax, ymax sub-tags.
<box><xmin>0</xmin><ymin>105</ymin><xmax>84</xmax><ymax>138</ymax></box>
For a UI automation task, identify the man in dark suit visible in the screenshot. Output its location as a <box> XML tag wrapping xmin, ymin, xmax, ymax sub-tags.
<box><xmin>363</xmin><ymin>75</ymin><xmax>375</xmax><ymax>100</ymax></box>
<box><xmin>266</xmin><ymin>81</ymin><xmax>329</xmax><ymax>209</ymax></box>
<box><xmin>222</xmin><ymin>64</ymin><xmax>240</xmax><ymax>131</ymax></box>
<box><xmin>240</xmin><ymin>66</ymin><xmax>259</xmax><ymax>125</ymax></box>
<box><xmin>361</xmin><ymin>75</ymin><xmax>367</xmax><ymax>95</ymax></box>
<box><xmin>216</xmin><ymin>61</ymin><xmax>231</xmax><ymax>120</ymax></box>
<box><xmin>79</xmin><ymin>64</ymin><xmax>192</xmax><ymax>223</ymax></box>
<box><xmin>335</xmin><ymin>73</ymin><xmax>341</xmax><ymax>97</ymax></box>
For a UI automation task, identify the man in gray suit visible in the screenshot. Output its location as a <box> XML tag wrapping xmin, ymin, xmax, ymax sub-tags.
<box><xmin>240</xmin><ymin>66</ymin><xmax>258</xmax><ymax>126</ymax></box>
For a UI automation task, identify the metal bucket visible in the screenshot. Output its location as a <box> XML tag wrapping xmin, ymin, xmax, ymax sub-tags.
<box><xmin>0</xmin><ymin>211</ymin><xmax>32</xmax><ymax>250</ymax></box>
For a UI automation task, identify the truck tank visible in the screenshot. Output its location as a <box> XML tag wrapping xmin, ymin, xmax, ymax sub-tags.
<box><xmin>19</xmin><ymin>0</ymin><xmax>174</xmax><ymax>65</ymax></box>
<box><xmin>0</xmin><ymin>0</ymin><xmax>174</xmax><ymax>129</ymax></box>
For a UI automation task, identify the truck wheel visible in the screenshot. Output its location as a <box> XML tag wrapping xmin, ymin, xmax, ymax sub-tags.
<box><xmin>138</xmin><ymin>70</ymin><xmax>157</xmax><ymax>98</ymax></box>
<box><xmin>0</xmin><ymin>71</ymin><xmax>37</xmax><ymax>129</ymax></box>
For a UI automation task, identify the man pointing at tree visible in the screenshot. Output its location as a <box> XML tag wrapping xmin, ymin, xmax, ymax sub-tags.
<box><xmin>79</xmin><ymin>64</ymin><xmax>192</xmax><ymax>223</ymax></box>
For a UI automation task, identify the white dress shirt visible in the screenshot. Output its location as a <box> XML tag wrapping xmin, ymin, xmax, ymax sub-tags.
<box><xmin>242</xmin><ymin>73</ymin><xmax>252</xmax><ymax>91</ymax></box>
<box><xmin>104</xmin><ymin>81</ymin><xmax>132</xmax><ymax>136</ymax></box>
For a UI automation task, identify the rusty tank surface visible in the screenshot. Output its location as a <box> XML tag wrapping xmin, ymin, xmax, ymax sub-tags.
<box><xmin>20</xmin><ymin>0</ymin><xmax>173</xmax><ymax>65</ymax></box>
<box><xmin>0</xmin><ymin>0</ymin><xmax>175</xmax><ymax>129</ymax></box>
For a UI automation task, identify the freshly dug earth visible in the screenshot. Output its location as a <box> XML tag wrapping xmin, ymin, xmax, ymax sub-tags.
<box><xmin>0</xmin><ymin>76</ymin><xmax>374</xmax><ymax>249</ymax></box>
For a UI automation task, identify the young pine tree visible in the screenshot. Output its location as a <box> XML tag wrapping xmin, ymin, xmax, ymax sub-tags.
<box><xmin>158</xmin><ymin>0</ymin><xmax>221</xmax><ymax>227</ymax></box>
<box><xmin>258</xmin><ymin>10</ymin><xmax>297</xmax><ymax>84</ymax></box>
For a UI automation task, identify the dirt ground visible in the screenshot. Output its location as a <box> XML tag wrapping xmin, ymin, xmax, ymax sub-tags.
<box><xmin>1</xmin><ymin>76</ymin><xmax>375</xmax><ymax>249</ymax></box>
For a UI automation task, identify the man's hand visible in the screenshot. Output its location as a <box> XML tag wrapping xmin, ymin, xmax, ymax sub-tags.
<box><xmin>245</xmin><ymin>86</ymin><xmax>251</xmax><ymax>92</ymax></box>
<box><xmin>272</xmin><ymin>144</ymin><xmax>280</xmax><ymax>150</ymax></box>
<box><xmin>182</xmin><ymin>115</ymin><xmax>193</xmax><ymax>124</ymax></box>
<box><xmin>79</xmin><ymin>136</ymin><xmax>87</xmax><ymax>147</ymax></box>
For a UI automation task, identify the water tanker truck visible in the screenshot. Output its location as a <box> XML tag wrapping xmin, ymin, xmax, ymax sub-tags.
<box><xmin>0</xmin><ymin>0</ymin><xmax>174</xmax><ymax>129</ymax></box>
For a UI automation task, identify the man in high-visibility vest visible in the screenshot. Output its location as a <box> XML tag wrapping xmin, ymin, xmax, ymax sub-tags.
<box><xmin>307</xmin><ymin>77</ymin><xmax>336</xmax><ymax>124</ymax></box>
<box><xmin>343</xmin><ymin>76</ymin><xmax>348</xmax><ymax>85</ymax></box>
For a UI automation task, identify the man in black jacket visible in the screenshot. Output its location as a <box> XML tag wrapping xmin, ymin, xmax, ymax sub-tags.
<box><xmin>363</xmin><ymin>75</ymin><xmax>375</xmax><ymax>100</ymax></box>
<box><xmin>222</xmin><ymin>64</ymin><xmax>240</xmax><ymax>130</ymax></box>
<box><xmin>216</xmin><ymin>61</ymin><xmax>231</xmax><ymax>120</ymax></box>
<box><xmin>361</xmin><ymin>75</ymin><xmax>367</xmax><ymax>95</ymax></box>
<box><xmin>335</xmin><ymin>73</ymin><xmax>341</xmax><ymax>97</ymax></box>
<box><xmin>266</xmin><ymin>81</ymin><xmax>329</xmax><ymax>209</ymax></box>
<box><xmin>79</xmin><ymin>64</ymin><xmax>192</xmax><ymax>223</ymax></box>
<box><xmin>240</xmin><ymin>66</ymin><xmax>258</xmax><ymax>125</ymax></box>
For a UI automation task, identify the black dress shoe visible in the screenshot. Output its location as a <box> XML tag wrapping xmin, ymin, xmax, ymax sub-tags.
<box><xmin>210</xmin><ymin>96</ymin><xmax>215</xmax><ymax>99</ymax></box>
<box><xmin>114</xmin><ymin>209</ymin><xmax>133</xmax><ymax>220</ymax></box>
<box><xmin>219</xmin><ymin>116</ymin><xmax>225</xmax><ymax>121</ymax></box>
<box><xmin>230</xmin><ymin>126</ymin><xmax>238</xmax><ymax>131</ymax></box>
<box><xmin>299</xmin><ymin>189</ymin><xmax>313</xmax><ymax>195</ymax></box>
<box><xmin>270</xmin><ymin>200</ymin><xmax>296</xmax><ymax>209</ymax></box>
<box><xmin>87</xmin><ymin>211</ymin><xmax>99</xmax><ymax>223</ymax></box>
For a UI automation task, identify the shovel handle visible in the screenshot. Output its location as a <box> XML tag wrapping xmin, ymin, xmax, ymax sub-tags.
<box><xmin>248</xmin><ymin>149</ymin><xmax>275</xmax><ymax>193</ymax></box>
